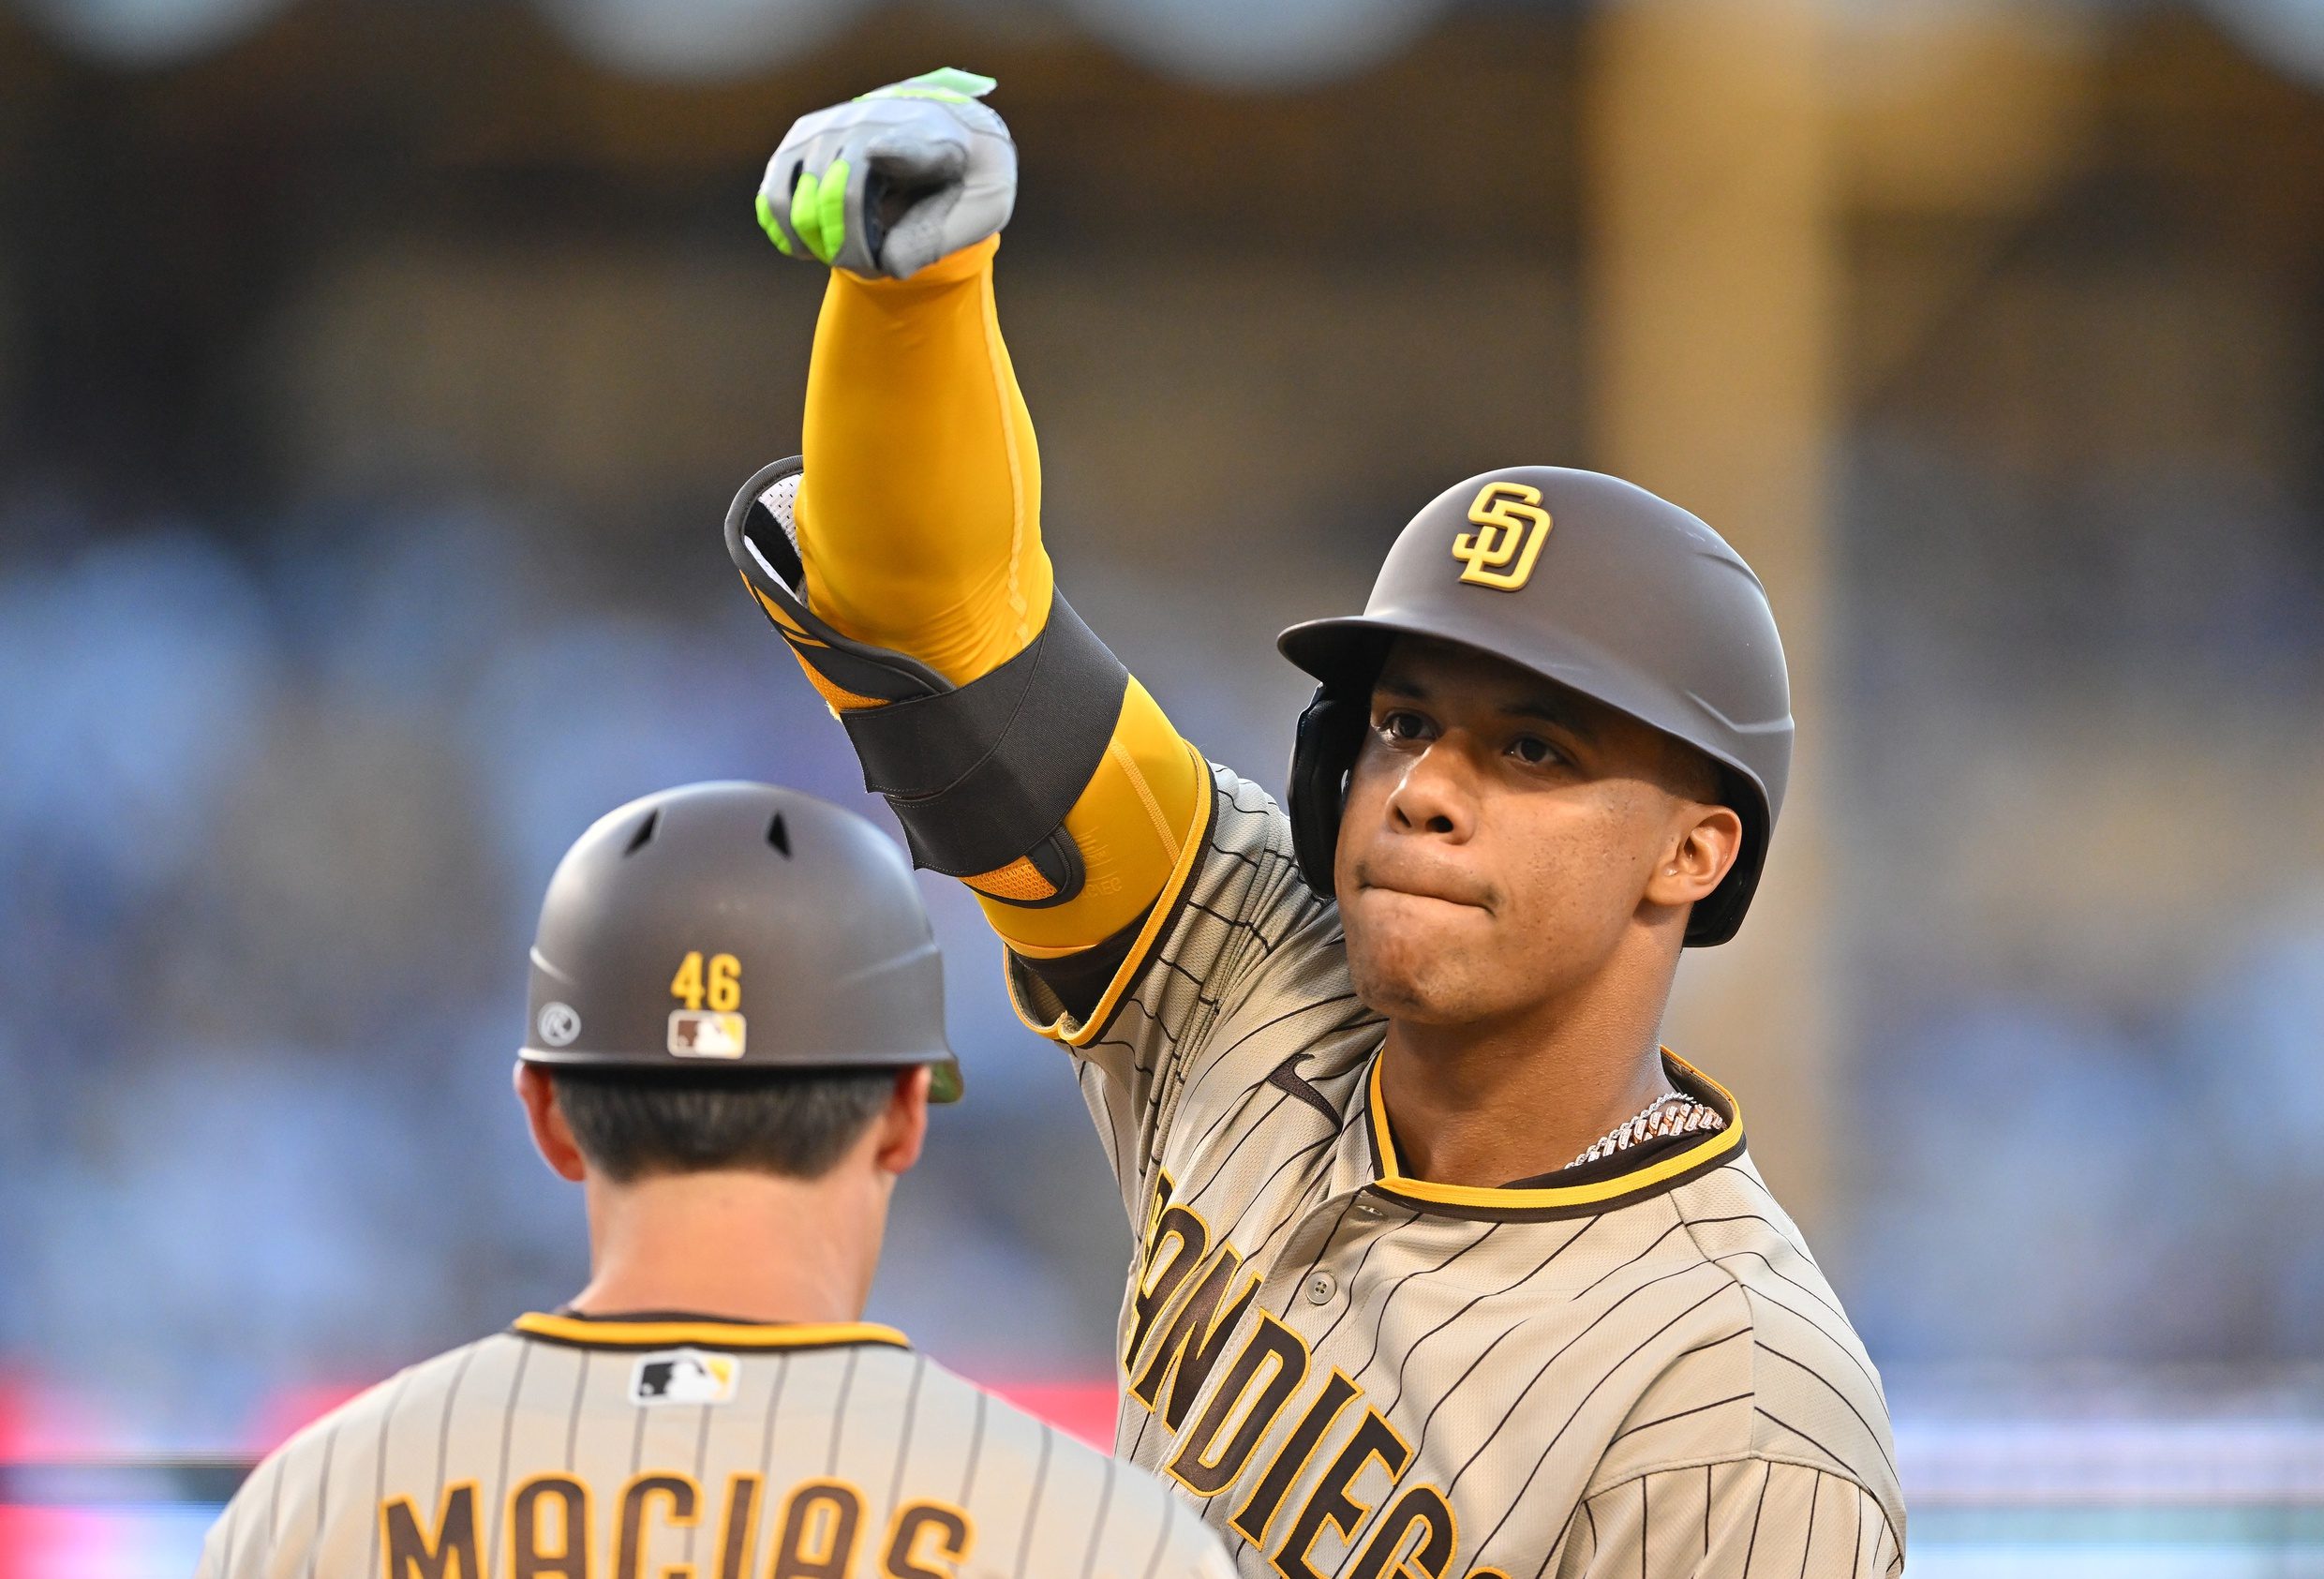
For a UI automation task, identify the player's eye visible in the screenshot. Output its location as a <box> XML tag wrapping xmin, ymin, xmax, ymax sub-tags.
<box><xmin>1508</xmin><ymin>734</ymin><xmax>1564</xmax><ymax>768</ymax></box>
<box><xmin>1375</xmin><ymin>708</ymin><xmax>1434</xmax><ymax>744</ymax></box>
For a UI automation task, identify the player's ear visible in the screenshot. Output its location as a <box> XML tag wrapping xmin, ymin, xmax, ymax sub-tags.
<box><xmin>870</xmin><ymin>1065</ymin><xmax>931</xmax><ymax>1178</ymax></box>
<box><xmin>514</xmin><ymin>1061</ymin><xmax>589</xmax><ymax>1183</ymax></box>
<box><xmin>1642</xmin><ymin>800</ymin><xmax>1743</xmax><ymax>912</ymax></box>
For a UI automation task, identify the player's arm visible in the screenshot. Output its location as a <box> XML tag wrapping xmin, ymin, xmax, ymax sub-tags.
<box><xmin>727</xmin><ymin>70</ymin><xmax>1220</xmax><ymax>1035</ymax></box>
<box><xmin>1556</xmin><ymin>1462</ymin><xmax>1902</xmax><ymax>1578</ymax></box>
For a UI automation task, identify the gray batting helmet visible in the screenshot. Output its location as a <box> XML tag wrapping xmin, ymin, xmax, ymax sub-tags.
<box><xmin>520</xmin><ymin>781</ymin><xmax>961</xmax><ymax>1101</ymax></box>
<box><xmin>1278</xmin><ymin>468</ymin><xmax>1793</xmax><ymax>947</ymax></box>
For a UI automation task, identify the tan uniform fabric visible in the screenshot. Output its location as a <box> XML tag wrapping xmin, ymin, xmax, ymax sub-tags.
<box><xmin>1007</xmin><ymin>768</ymin><xmax>1905</xmax><ymax>1579</ymax></box>
<box><xmin>197</xmin><ymin>1313</ymin><xmax>1236</xmax><ymax>1579</ymax></box>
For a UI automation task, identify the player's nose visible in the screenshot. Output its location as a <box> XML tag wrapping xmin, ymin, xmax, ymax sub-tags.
<box><xmin>1384</xmin><ymin>738</ymin><xmax>1479</xmax><ymax>842</ymax></box>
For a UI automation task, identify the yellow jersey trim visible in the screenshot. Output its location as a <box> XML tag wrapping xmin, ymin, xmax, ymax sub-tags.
<box><xmin>1364</xmin><ymin>1050</ymin><xmax>1744</xmax><ymax>1211</ymax></box>
<box><xmin>1007</xmin><ymin>745</ymin><xmax>1216</xmax><ymax>1046</ymax></box>
<box><xmin>512</xmin><ymin>1313</ymin><xmax>910</xmax><ymax>1352</ymax></box>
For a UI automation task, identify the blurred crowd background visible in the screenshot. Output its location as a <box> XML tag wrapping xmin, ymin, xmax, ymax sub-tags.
<box><xmin>6</xmin><ymin>0</ymin><xmax>2324</xmax><ymax>1572</ymax></box>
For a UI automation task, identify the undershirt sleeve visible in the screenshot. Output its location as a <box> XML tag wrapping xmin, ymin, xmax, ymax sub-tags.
<box><xmin>788</xmin><ymin>237</ymin><xmax>1205</xmax><ymax>958</ymax></box>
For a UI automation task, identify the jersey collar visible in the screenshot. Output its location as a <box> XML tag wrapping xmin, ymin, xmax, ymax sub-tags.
<box><xmin>1360</xmin><ymin>1048</ymin><xmax>1746</xmax><ymax>1221</ymax></box>
<box><xmin>510</xmin><ymin>1310</ymin><xmax>911</xmax><ymax>1352</ymax></box>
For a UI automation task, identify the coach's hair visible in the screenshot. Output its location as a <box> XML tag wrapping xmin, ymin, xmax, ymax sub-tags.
<box><xmin>547</xmin><ymin>1065</ymin><xmax>899</xmax><ymax>1184</ymax></box>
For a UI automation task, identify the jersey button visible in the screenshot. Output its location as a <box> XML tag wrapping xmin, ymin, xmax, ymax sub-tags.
<box><xmin>1304</xmin><ymin>1271</ymin><xmax>1337</xmax><ymax>1305</ymax></box>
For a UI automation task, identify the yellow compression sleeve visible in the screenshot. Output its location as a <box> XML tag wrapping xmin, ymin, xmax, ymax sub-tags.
<box><xmin>791</xmin><ymin>236</ymin><xmax>1204</xmax><ymax>955</ymax></box>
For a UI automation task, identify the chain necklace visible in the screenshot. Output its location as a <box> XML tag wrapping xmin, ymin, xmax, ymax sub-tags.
<box><xmin>1566</xmin><ymin>1089</ymin><xmax>1725</xmax><ymax>1169</ymax></box>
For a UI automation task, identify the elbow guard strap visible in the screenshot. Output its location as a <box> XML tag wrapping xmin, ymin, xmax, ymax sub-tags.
<box><xmin>725</xmin><ymin>457</ymin><xmax>1128</xmax><ymax>907</ymax></box>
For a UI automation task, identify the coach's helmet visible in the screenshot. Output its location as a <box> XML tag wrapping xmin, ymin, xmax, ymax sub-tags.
<box><xmin>520</xmin><ymin>781</ymin><xmax>961</xmax><ymax>1101</ymax></box>
<box><xmin>1278</xmin><ymin>468</ymin><xmax>1792</xmax><ymax>947</ymax></box>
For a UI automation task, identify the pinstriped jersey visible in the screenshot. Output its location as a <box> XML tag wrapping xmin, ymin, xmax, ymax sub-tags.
<box><xmin>1006</xmin><ymin>767</ymin><xmax>1905</xmax><ymax>1579</ymax></box>
<box><xmin>197</xmin><ymin>1313</ymin><xmax>1235</xmax><ymax>1579</ymax></box>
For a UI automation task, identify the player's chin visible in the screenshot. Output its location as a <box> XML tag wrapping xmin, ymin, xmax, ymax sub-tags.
<box><xmin>1343</xmin><ymin>900</ymin><xmax>1492</xmax><ymax>1020</ymax></box>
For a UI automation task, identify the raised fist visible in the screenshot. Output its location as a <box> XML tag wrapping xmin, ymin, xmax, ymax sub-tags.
<box><xmin>755</xmin><ymin>67</ymin><xmax>1017</xmax><ymax>280</ymax></box>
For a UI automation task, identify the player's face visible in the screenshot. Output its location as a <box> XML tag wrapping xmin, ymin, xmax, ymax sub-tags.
<box><xmin>1335</xmin><ymin>637</ymin><xmax>1731</xmax><ymax>1026</ymax></box>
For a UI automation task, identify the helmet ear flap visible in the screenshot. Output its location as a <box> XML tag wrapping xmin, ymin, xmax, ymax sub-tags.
<box><xmin>1287</xmin><ymin>687</ymin><xmax>1372</xmax><ymax>898</ymax></box>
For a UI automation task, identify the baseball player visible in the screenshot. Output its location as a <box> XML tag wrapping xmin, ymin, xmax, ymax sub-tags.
<box><xmin>197</xmin><ymin>781</ymin><xmax>1236</xmax><ymax>1579</ymax></box>
<box><xmin>728</xmin><ymin>71</ymin><xmax>1904</xmax><ymax>1578</ymax></box>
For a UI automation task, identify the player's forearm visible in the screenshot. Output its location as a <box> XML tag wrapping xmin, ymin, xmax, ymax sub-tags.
<box><xmin>787</xmin><ymin>240</ymin><xmax>1201</xmax><ymax>953</ymax></box>
<box><xmin>797</xmin><ymin>235</ymin><xmax>1049</xmax><ymax>683</ymax></box>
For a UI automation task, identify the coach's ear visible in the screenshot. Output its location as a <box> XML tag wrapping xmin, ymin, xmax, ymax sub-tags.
<box><xmin>871</xmin><ymin>1065</ymin><xmax>931</xmax><ymax>1179</ymax></box>
<box><xmin>514</xmin><ymin>1062</ymin><xmax>589</xmax><ymax>1183</ymax></box>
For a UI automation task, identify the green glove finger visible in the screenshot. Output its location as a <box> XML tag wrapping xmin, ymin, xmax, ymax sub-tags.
<box><xmin>789</xmin><ymin>171</ymin><xmax>820</xmax><ymax>260</ymax></box>
<box><xmin>754</xmin><ymin>190</ymin><xmax>797</xmax><ymax>257</ymax></box>
<box><xmin>789</xmin><ymin>167</ymin><xmax>842</xmax><ymax>263</ymax></box>
<box><xmin>861</xmin><ymin>67</ymin><xmax>996</xmax><ymax>104</ymax></box>
<box><xmin>813</xmin><ymin>156</ymin><xmax>851</xmax><ymax>263</ymax></box>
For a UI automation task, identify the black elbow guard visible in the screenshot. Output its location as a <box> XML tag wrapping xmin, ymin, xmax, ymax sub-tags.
<box><xmin>725</xmin><ymin>456</ymin><xmax>1127</xmax><ymax>907</ymax></box>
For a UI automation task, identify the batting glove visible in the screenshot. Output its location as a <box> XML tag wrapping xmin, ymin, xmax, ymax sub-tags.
<box><xmin>755</xmin><ymin>67</ymin><xmax>1017</xmax><ymax>280</ymax></box>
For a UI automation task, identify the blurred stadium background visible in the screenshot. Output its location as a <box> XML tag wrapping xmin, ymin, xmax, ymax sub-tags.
<box><xmin>5</xmin><ymin>0</ymin><xmax>2324</xmax><ymax>1572</ymax></box>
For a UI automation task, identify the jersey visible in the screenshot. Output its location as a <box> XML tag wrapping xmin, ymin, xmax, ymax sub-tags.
<box><xmin>197</xmin><ymin>1311</ymin><xmax>1236</xmax><ymax>1579</ymax></box>
<box><xmin>1004</xmin><ymin>768</ymin><xmax>1907</xmax><ymax>1579</ymax></box>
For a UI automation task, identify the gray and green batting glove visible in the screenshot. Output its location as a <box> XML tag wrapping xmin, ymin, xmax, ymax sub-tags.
<box><xmin>755</xmin><ymin>67</ymin><xmax>1017</xmax><ymax>280</ymax></box>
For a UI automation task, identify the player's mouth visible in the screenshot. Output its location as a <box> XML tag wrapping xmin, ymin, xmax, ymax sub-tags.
<box><xmin>1349</xmin><ymin>859</ymin><xmax>1495</xmax><ymax>915</ymax></box>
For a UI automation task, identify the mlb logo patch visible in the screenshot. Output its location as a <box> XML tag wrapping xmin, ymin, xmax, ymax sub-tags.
<box><xmin>630</xmin><ymin>1348</ymin><xmax>737</xmax><ymax>1407</ymax></box>
<box><xmin>669</xmin><ymin>1011</ymin><xmax>746</xmax><ymax>1059</ymax></box>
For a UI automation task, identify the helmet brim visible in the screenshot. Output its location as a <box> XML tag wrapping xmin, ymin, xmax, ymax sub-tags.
<box><xmin>518</xmin><ymin>1046</ymin><xmax>964</xmax><ymax>1104</ymax></box>
<box><xmin>1281</xmin><ymin>612</ymin><xmax>1732</xmax><ymax>769</ymax></box>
